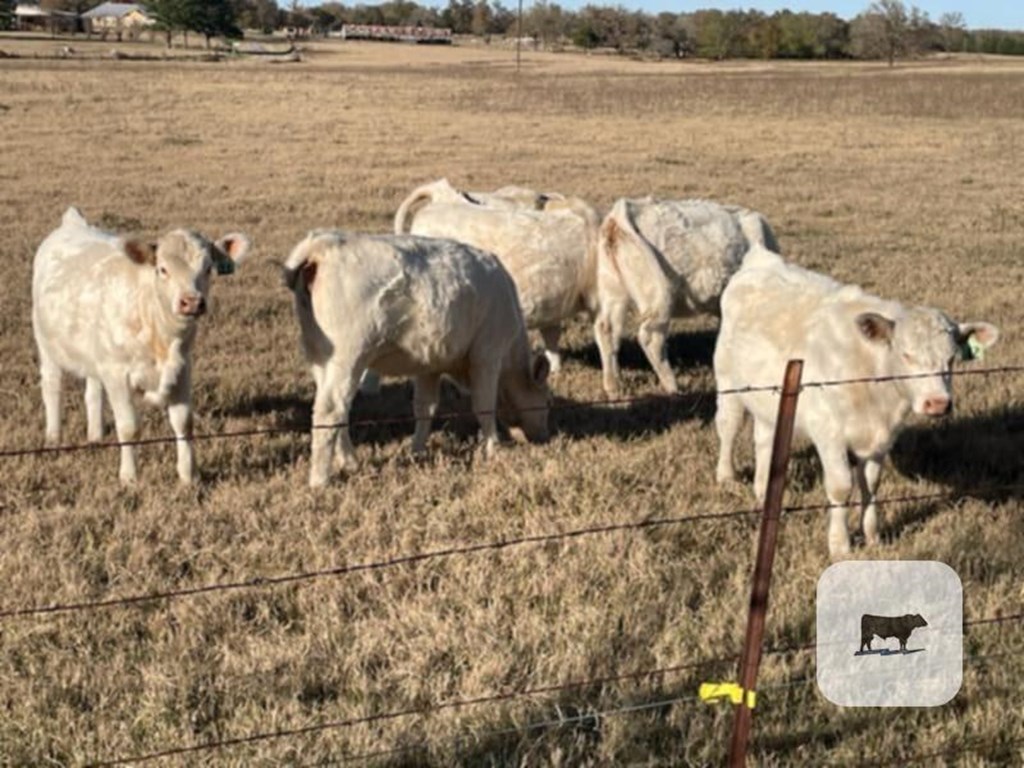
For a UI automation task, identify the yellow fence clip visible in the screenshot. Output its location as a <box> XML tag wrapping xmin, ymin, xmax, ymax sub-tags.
<box><xmin>699</xmin><ymin>682</ymin><xmax>757</xmax><ymax>709</ymax></box>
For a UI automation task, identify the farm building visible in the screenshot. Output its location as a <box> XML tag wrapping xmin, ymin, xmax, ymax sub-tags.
<box><xmin>82</xmin><ymin>2</ymin><xmax>154</xmax><ymax>37</ymax></box>
<box><xmin>13</xmin><ymin>3</ymin><xmax>80</xmax><ymax>34</ymax></box>
<box><xmin>338</xmin><ymin>24</ymin><xmax>452</xmax><ymax>44</ymax></box>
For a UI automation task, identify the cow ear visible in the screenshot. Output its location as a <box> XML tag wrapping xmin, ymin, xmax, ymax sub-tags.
<box><xmin>214</xmin><ymin>233</ymin><xmax>252</xmax><ymax>275</ymax></box>
<box><xmin>531</xmin><ymin>352</ymin><xmax>550</xmax><ymax>387</ymax></box>
<box><xmin>124</xmin><ymin>239</ymin><xmax>156</xmax><ymax>266</ymax></box>
<box><xmin>956</xmin><ymin>322</ymin><xmax>999</xmax><ymax>361</ymax></box>
<box><xmin>856</xmin><ymin>313</ymin><xmax>895</xmax><ymax>345</ymax></box>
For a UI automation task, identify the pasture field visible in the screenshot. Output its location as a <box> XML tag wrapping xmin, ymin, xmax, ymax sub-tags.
<box><xmin>0</xmin><ymin>38</ymin><xmax>1022</xmax><ymax>766</ymax></box>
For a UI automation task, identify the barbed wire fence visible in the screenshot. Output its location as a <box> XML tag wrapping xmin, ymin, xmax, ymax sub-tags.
<box><xmin>78</xmin><ymin>622</ymin><xmax>1024</xmax><ymax>766</ymax></box>
<box><xmin>1</xmin><ymin>361</ymin><xmax>1022</xmax><ymax>765</ymax></box>
<box><xmin>1</xmin><ymin>364</ymin><xmax>1021</xmax><ymax>460</ymax></box>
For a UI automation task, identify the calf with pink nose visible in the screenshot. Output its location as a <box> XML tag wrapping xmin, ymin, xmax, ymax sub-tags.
<box><xmin>713</xmin><ymin>247</ymin><xmax>999</xmax><ymax>557</ymax></box>
<box><xmin>283</xmin><ymin>230</ymin><xmax>551</xmax><ymax>488</ymax></box>
<box><xmin>32</xmin><ymin>207</ymin><xmax>251</xmax><ymax>484</ymax></box>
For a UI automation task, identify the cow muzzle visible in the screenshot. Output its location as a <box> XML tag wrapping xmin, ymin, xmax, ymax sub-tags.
<box><xmin>921</xmin><ymin>396</ymin><xmax>952</xmax><ymax>417</ymax></box>
<box><xmin>177</xmin><ymin>294</ymin><xmax>206</xmax><ymax>317</ymax></box>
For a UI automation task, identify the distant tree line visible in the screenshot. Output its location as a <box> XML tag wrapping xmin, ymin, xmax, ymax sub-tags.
<box><xmin>290</xmin><ymin>0</ymin><xmax>1024</xmax><ymax>62</ymax></box>
<box><xmin>6</xmin><ymin>1</ymin><xmax>1024</xmax><ymax>61</ymax></box>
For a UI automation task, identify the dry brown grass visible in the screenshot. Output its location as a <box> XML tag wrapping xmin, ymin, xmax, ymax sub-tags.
<box><xmin>0</xmin><ymin>36</ymin><xmax>1022</xmax><ymax>766</ymax></box>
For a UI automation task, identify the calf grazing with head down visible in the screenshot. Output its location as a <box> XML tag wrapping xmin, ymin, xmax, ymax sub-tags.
<box><xmin>714</xmin><ymin>247</ymin><xmax>999</xmax><ymax>557</ymax></box>
<box><xmin>283</xmin><ymin>230</ymin><xmax>550</xmax><ymax>488</ymax></box>
<box><xmin>32</xmin><ymin>207</ymin><xmax>251</xmax><ymax>484</ymax></box>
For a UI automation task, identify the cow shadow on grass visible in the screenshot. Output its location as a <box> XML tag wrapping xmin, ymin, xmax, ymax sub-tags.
<box><xmin>217</xmin><ymin>375</ymin><xmax>717</xmax><ymax>456</ymax></box>
<box><xmin>566</xmin><ymin>329</ymin><xmax>718</xmax><ymax>374</ymax></box>
<box><xmin>890</xmin><ymin>405</ymin><xmax>1024</xmax><ymax>503</ymax></box>
<box><xmin>842</xmin><ymin>405</ymin><xmax>1024</xmax><ymax>550</ymax></box>
<box><xmin>216</xmin><ymin>380</ymin><xmax>483</xmax><ymax>451</ymax></box>
<box><xmin>552</xmin><ymin>388</ymin><xmax>715</xmax><ymax>441</ymax></box>
<box><xmin>854</xmin><ymin>648</ymin><xmax>925</xmax><ymax>657</ymax></box>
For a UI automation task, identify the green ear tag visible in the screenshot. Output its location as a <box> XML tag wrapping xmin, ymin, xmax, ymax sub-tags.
<box><xmin>216</xmin><ymin>259</ymin><xmax>235</xmax><ymax>276</ymax></box>
<box><xmin>966</xmin><ymin>335</ymin><xmax>985</xmax><ymax>361</ymax></box>
<box><xmin>961</xmin><ymin>336</ymin><xmax>985</xmax><ymax>361</ymax></box>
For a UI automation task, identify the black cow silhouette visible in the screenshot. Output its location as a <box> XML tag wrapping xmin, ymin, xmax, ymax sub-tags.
<box><xmin>860</xmin><ymin>613</ymin><xmax>928</xmax><ymax>653</ymax></box>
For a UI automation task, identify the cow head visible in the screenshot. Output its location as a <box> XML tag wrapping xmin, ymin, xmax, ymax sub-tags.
<box><xmin>856</xmin><ymin>308</ymin><xmax>999</xmax><ymax>417</ymax></box>
<box><xmin>911</xmin><ymin>614</ymin><xmax>928</xmax><ymax>628</ymax></box>
<box><xmin>498</xmin><ymin>352</ymin><xmax>551</xmax><ymax>444</ymax></box>
<box><xmin>125</xmin><ymin>230</ymin><xmax>251</xmax><ymax>321</ymax></box>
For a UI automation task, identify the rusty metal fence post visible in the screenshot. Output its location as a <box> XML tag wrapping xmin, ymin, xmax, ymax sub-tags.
<box><xmin>728</xmin><ymin>359</ymin><xmax>803</xmax><ymax>766</ymax></box>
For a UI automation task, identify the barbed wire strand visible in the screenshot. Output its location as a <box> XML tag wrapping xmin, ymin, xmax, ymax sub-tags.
<box><xmin>83</xmin><ymin>656</ymin><xmax>734</xmax><ymax>767</ymax></box>
<box><xmin>86</xmin><ymin>647</ymin><xmax>1022</xmax><ymax>767</ymax></box>
<box><xmin>2</xmin><ymin>363</ymin><xmax>1021</xmax><ymax>460</ymax></box>
<box><xmin>8</xmin><ymin>486</ymin><xmax>1021</xmax><ymax>621</ymax></box>
<box><xmin>305</xmin><ymin>647</ymin><xmax>1024</xmax><ymax>767</ymax></box>
<box><xmin>0</xmin><ymin>508</ymin><xmax>757</xmax><ymax>620</ymax></box>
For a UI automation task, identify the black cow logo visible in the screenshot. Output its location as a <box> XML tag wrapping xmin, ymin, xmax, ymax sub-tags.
<box><xmin>858</xmin><ymin>613</ymin><xmax>928</xmax><ymax>655</ymax></box>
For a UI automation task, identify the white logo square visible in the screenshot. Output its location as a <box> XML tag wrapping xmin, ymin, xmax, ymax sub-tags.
<box><xmin>816</xmin><ymin>560</ymin><xmax>962</xmax><ymax>706</ymax></box>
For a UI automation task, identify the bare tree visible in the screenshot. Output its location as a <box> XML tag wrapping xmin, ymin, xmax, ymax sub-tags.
<box><xmin>850</xmin><ymin>0</ymin><xmax>929</xmax><ymax>66</ymax></box>
<box><xmin>938</xmin><ymin>11</ymin><xmax>966</xmax><ymax>52</ymax></box>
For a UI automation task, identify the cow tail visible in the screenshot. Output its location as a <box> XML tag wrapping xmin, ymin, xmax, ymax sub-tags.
<box><xmin>393</xmin><ymin>178</ymin><xmax>462</xmax><ymax>235</ymax></box>
<box><xmin>282</xmin><ymin>233</ymin><xmax>324</xmax><ymax>294</ymax></box>
<box><xmin>599</xmin><ymin>198</ymin><xmax>667</xmax><ymax>310</ymax></box>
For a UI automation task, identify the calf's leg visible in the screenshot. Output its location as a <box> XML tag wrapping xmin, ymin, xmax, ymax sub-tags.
<box><xmin>469</xmin><ymin>362</ymin><xmax>501</xmax><ymax>458</ymax></box>
<box><xmin>752</xmin><ymin>418</ymin><xmax>774</xmax><ymax>503</ymax></box>
<box><xmin>166</xmin><ymin>367</ymin><xmax>194</xmax><ymax>484</ymax></box>
<box><xmin>637</xmin><ymin>316</ymin><xmax>678</xmax><ymax>394</ymax></box>
<box><xmin>715</xmin><ymin>390</ymin><xmax>745</xmax><ymax>484</ymax></box>
<box><xmin>817</xmin><ymin>441</ymin><xmax>855</xmax><ymax>558</ymax></box>
<box><xmin>594</xmin><ymin>299</ymin><xmax>627</xmax><ymax>399</ymax></box>
<box><xmin>85</xmin><ymin>376</ymin><xmax>105</xmax><ymax>442</ymax></box>
<box><xmin>856</xmin><ymin>457</ymin><xmax>884</xmax><ymax>546</ymax></box>
<box><xmin>39</xmin><ymin>350</ymin><xmax>63</xmax><ymax>446</ymax></box>
<box><xmin>411</xmin><ymin>374</ymin><xmax>441</xmax><ymax>456</ymax></box>
<box><xmin>309</xmin><ymin>360</ymin><xmax>361</xmax><ymax>488</ymax></box>
<box><xmin>103</xmin><ymin>373</ymin><xmax>139</xmax><ymax>485</ymax></box>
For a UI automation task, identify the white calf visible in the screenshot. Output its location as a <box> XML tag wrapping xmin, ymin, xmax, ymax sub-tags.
<box><xmin>32</xmin><ymin>207</ymin><xmax>250</xmax><ymax>483</ymax></box>
<box><xmin>595</xmin><ymin>197</ymin><xmax>778</xmax><ymax>397</ymax></box>
<box><xmin>283</xmin><ymin>230</ymin><xmax>551</xmax><ymax>488</ymax></box>
<box><xmin>714</xmin><ymin>247</ymin><xmax>999</xmax><ymax>557</ymax></box>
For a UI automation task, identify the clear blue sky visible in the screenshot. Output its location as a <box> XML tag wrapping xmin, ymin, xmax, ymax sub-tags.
<box><xmin>303</xmin><ymin>2</ymin><xmax>1022</xmax><ymax>32</ymax></box>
